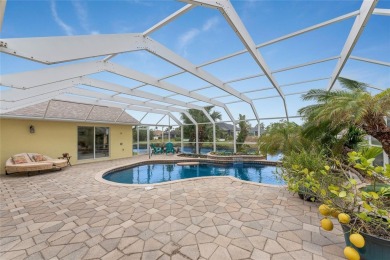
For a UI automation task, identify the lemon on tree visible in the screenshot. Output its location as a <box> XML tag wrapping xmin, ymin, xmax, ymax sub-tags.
<box><xmin>330</xmin><ymin>209</ymin><xmax>340</xmax><ymax>218</ymax></box>
<box><xmin>350</xmin><ymin>233</ymin><xmax>365</xmax><ymax>248</ymax></box>
<box><xmin>320</xmin><ymin>218</ymin><xmax>333</xmax><ymax>231</ymax></box>
<box><xmin>318</xmin><ymin>204</ymin><xmax>331</xmax><ymax>216</ymax></box>
<box><xmin>338</xmin><ymin>213</ymin><xmax>351</xmax><ymax>224</ymax></box>
<box><xmin>344</xmin><ymin>246</ymin><xmax>360</xmax><ymax>260</ymax></box>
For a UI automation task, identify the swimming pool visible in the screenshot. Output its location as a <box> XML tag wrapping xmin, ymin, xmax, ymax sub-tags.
<box><xmin>103</xmin><ymin>163</ymin><xmax>283</xmax><ymax>185</ymax></box>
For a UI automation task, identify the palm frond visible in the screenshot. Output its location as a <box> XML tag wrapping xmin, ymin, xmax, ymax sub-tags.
<box><xmin>338</xmin><ymin>77</ymin><xmax>368</xmax><ymax>92</ymax></box>
<box><xmin>375</xmin><ymin>89</ymin><xmax>390</xmax><ymax>115</ymax></box>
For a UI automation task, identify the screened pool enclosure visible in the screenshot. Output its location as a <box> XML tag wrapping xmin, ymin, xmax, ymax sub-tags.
<box><xmin>0</xmin><ymin>0</ymin><xmax>389</xmax><ymax>156</ymax></box>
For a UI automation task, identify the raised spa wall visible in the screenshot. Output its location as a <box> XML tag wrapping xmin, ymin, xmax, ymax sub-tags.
<box><xmin>206</xmin><ymin>152</ymin><xmax>267</xmax><ymax>162</ymax></box>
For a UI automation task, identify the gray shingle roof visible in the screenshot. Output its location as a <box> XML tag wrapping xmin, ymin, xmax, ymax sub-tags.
<box><xmin>216</xmin><ymin>122</ymin><xmax>240</xmax><ymax>131</ymax></box>
<box><xmin>3</xmin><ymin>100</ymin><xmax>139</xmax><ymax>124</ymax></box>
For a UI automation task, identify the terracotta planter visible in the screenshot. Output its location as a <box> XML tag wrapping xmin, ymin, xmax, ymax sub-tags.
<box><xmin>342</xmin><ymin>224</ymin><xmax>390</xmax><ymax>260</ymax></box>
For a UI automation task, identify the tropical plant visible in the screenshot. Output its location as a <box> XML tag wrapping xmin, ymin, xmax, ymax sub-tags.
<box><xmin>257</xmin><ymin>121</ymin><xmax>305</xmax><ymax>156</ymax></box>
<box><xmin>258</xmin><ymin>122</ymin><xmax>265</xmax><ymax>135</ymax></box>
<box><xmin>236</xmin><ymin>114</ymin><xmax>250</xmax><ymax>152</ymax></box>
<box><xmin>181</xmin><ymin>106</ymin><xmax>222</xmax><ymax>152</ymax></box>
<box><xmin>281</xmin><ymin>146</ymin><xmax>326</xmax><ymax>176</ymax></box>
<box><xmin>299</xmin><ymin>77</ymin><xmax>390</xmax><ymax>155</ymax></box>
<box><xmin>302</xmin><ymin>119</ymin><xmax>366</xmax><ymax>157</ymax></box>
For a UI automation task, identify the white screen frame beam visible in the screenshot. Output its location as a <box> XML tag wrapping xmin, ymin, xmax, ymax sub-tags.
<box><xmin>327</xmin><ymin>0</ymin><xmax>379</xmax><ymax>91</ymax></box>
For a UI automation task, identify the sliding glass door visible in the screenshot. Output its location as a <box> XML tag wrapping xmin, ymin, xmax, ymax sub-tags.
<box><xmin>95</xmin><ymin>127</ymin><xmax>110</xmax><ymax>158</ymax></box>
<box><xmin>78</xmin><ymin>126</ymin><xmax>110</xmax><ymax>160</ymax></box>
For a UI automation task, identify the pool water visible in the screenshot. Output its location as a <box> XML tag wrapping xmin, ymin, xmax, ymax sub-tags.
<box><xmin>103</xmin><ymin>163</ymin><xmax>283</xmax><ymax>185</ymax></box>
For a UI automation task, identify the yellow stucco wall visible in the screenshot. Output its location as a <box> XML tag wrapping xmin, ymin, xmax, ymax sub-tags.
<box><xmin>0</xmin><ymin>119</ymin><xmax>133</xmax><ymax>174</ymax></box>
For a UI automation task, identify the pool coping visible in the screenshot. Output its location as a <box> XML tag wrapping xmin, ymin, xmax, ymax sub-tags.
<box><xmin>94</xmin><ymin>158</ymin><xmax>285</xmax><ymax>188</ymax></box>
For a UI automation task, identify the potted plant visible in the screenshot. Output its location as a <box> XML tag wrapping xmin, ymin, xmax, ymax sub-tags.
<box><xmin>306</xmin><ymin>150</ymin><xmax>390</xmax><ymax>260</ymax></box>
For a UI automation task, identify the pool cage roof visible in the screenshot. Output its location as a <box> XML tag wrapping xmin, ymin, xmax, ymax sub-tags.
<box><xmin>0</xmin><ymin>0</ymin><xmax>389</xmax><ymax>130</ymax></box>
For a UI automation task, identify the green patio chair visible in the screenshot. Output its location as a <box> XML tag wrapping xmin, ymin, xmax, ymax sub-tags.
<box><xmin>165</xmin><ymin>142</ymin><xmax>175</xmax><ymax>155</ymax></box>
<box><xmin>151</xmin><ymin>144</ymin><xmax>162</xmax><ymax>155</ymax></box>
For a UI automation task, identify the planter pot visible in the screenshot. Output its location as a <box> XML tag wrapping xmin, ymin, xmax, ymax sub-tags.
<box><xmin>342</xmin><ymin>224</ymin><xmax>390</xmax><ymax>260</ymax></box>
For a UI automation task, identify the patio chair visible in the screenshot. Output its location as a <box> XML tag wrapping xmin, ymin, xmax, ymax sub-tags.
<box><xmin>151</xmin><ymin>144</ymin><xmax>162</xmax><ymax>155</ymax></box>
<box><xmin>165</xmin><ymin>142</ymin><xmax>175</xmax><ymax>155</ymax></box>
<box><xmin>5</xmin><ymin>153</ymin><xmax>68</xmax><ymax>176</ymax></box>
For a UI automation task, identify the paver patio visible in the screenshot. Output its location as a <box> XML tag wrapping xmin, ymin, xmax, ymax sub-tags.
<box><xmin>0</xmin><ymin>155</ymin><xmax>346</xmax><ymax>260</ymax></box>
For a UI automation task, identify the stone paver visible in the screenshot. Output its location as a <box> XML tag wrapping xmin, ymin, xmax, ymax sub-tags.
<box><xmin>0</xmin><ymin>154</ymin><xmax>345</xmax><ymax>259</ymax></box>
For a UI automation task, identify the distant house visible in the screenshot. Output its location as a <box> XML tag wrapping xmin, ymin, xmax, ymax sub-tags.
<box><xmin>153</xmin><ymin>130</ymin><xmax>163</xmax><ymax>140</ymax></box>
<box><xmin>216</xmin><ymin>122</ymin><xmax>240</xmax><ymax>137</ymax></box>
<box><xmin>217</xmin><ymin>122</ymin><xmax>264</xmax><ymax>136</ymax></box>
<box><xmin>249</xmin><ymin>124</ymin><xmax>265</xmax><ymax>136</ymax></box>
<box><xmin>163</xmin><ymin>130</ymin><xmax>176</xmax><ymax>139</ymax></box>
<box><xmin>153</xmin><ymin>129</ymin><xmax>176</xmax><ymax>140</ymax></box>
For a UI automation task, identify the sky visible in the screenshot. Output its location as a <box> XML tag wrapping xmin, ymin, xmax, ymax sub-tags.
<box><xmin>1</xmin><ymin>0</ymin><xmax>390</xmax><ymax>127</ymax></box>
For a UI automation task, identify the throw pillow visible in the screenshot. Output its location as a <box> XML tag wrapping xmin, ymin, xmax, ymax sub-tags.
<box><xmin>33</xmin><ymin>154</ymin><xmax>46</xmax><ymax>162</ymax></box>
<box><xmin>12</xmin><ymin>155</ymin><xmax>28</xmax><ymax>164</ymax></box>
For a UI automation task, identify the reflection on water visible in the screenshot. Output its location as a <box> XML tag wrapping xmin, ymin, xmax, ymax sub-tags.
<box><xmin>133</xmin><ymin>146</ymin><xmax>215</xmax><ymax>155</ymax></box>
<box><xmin>104</xmin><ymin>163</ymin><xmax>283</xmax><ymax>185</ymax></box>
<box><xmin>133</xmin><ymin>145</ymin><xmax>281</xmax><ymax>160</ymax></box>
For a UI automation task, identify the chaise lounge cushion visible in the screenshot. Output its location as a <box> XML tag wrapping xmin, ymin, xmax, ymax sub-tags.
<box><xmin>5</xmin><ymin>153</ymin><xmax>68</xmax><ymax>174</ymax></box>
<box><xmin>12</xmin><ymin>155</ymin><xmax>28</xmax><ymax>164</ymax></box>
<box><xmin>48</xmin><ymin>159</ymin><xmax>67</xmax><ymax>168</ymax></box>
<box><xmin>28</xmin><ymin>153</ymin><xmax>68</xmax><ymax>168</ymax></box>
<box><xmin>32</xmin><ymin>154</ymin><xmax>46</xmax><ymax>162</ymax></box>
<box><xmin>6</xmin><ymin>158</ymin><xmax>53</xmax><ymax>174</ymax></box>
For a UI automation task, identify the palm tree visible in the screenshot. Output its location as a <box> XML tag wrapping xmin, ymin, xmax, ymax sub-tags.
<box><xmin>302</xmin><ymin>120</ymin><xmax>365</xmax><ymax>157</ymax></box>
<box><xmin>299</xmin><ymin>77</ymin><xmax>390</xmax><ymax>155</ymax></box>
<box><xmin>236</xmin><ymin>114</ymin><xmax>250</xmax><ymax>152</ymax></box>
<box><xmin>257</xmin><ymin>121</ymin><xmax>304</xmax><ymax>156</ymax></box>
<box><xmin>181</xmin><ymin>106</ymin><xmax>222</xmax><ymax>152</ymax></box>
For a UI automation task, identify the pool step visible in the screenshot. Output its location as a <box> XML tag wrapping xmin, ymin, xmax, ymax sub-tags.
<box><xmin>176</xmin><ymin>162</ymin><xmax>200</xmax><ymax>166</ymax></box>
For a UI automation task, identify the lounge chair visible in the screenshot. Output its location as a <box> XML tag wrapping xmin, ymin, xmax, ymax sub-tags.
<box><xmin>5</xmin><ymin>153</ymin><xmax>68</xmax><ymax>176</ymax></box>
<box><xmin>28</xmin><ymin>153</ymin><xmax>68</xmax><ymax>168</ymax></box>
<box><xmin>151</xmin><ymin>144</ymin><xmax>162</xmax><ymax>155</ymax></box>
<box><xmin>165</xmin><ymin>142</ymin><xmax>175</xmax><ymax>155</ymax></box>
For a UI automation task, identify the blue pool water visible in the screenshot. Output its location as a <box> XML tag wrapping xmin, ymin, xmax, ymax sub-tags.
<box><xmin>103</xmin><ymin>163</ymin><xmax>283</xmax><ymax>185</ymax></box>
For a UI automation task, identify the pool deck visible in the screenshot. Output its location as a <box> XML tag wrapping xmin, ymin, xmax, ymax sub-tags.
<box><xmin>1</xmin><ymin>154</ymin><xmax>346</xmax><ymax>260</ymax></box>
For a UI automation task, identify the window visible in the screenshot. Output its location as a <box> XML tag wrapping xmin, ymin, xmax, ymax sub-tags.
<box><xmin>78</xmin><ymin>126</ymin><xmax>110</xmax><ymax>160</ymax></box>
<box><xmin>373</xmin><ymin>152</ymin><xmax>384</xmax><ymax>167</ymax></box>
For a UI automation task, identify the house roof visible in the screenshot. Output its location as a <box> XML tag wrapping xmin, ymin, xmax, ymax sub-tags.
<box><xmin>2</xmin><ymin>100</ymin><xmax>139</xmax><ymax>125</ymax></box>
<box><xmin>216</xmin><ymin>122</ymin><xmax>240</xmax><ymax>131</ymax></box>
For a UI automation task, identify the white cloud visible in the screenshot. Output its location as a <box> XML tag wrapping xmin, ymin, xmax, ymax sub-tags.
<box><xmin>178</xmin><ymin>28</ymin><xmax>200</xmax><ymax>50</ymax></box>
<box><xmin>50</xmin><ymin>0</ymin><xmax>74</xmax><ymax>36</ymax></box>
<box><xmin>177</xmin><ymin>17</ymin><xmax>219</xmax><ymax>55</ymax></box>
<box><xmin>202</xmin><ymin>17</ymin><xmax>219</xmax><ymax>31</ymax></box>
<box><xmin>72</xmin><ymin>0</ymin><xmax>88</xmax><ymax>31</ymax></box>
<box><xmin>126</xmin><ymin>0</ymin><xmax>152</xmax><ymax>7</ymax></box>
<box><xmin>72</xmin><ymin>0</ymin><xmax>99</xmax><ymax>35</ymax></box>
